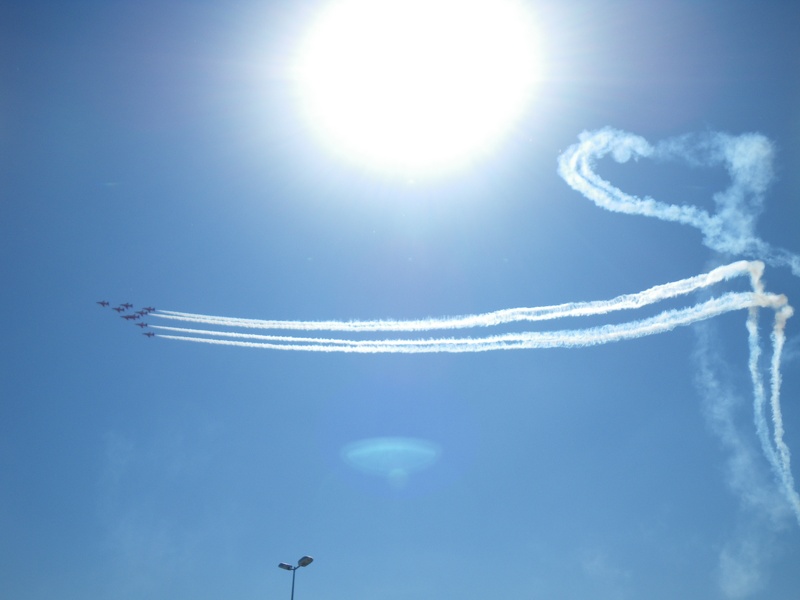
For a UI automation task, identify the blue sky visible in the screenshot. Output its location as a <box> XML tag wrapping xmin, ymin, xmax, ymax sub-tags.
<box><xmin>2</xmin><ymin>1</ymin><xmax>800</xmax><ymax>599</ymax></box>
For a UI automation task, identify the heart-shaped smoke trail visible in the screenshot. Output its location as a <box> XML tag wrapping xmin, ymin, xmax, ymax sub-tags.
<box><xmin>557</xmin><ymin>127</ymin><xmax>800</xmax><ymax>276</ymax></box>
<box><xmin>558</xmin><ymin>127</ymin><xmax>800</xmax><ymax>532</ymax></box>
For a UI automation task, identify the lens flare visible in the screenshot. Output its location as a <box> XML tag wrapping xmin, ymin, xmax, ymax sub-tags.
<box><xmin>342</xmin><ymin>437</ymin><xmax>441</xmax><ymax>486</ymax></box>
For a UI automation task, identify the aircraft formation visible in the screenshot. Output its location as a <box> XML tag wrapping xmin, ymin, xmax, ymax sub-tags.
<box><xmin>96</xmin><ymin>301</ymin><xmax>156</xmax><ymax>337</ymax></box>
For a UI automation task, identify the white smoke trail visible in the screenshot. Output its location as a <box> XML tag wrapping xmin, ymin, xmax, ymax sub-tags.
<box><xmin>148</xmin><ymin>260</ymin><xmax>799</xmax><ymax>523</ymax></box>
<box><xmin>746</xmin><ymin>303</ymin><xmax>800</xmax><ymax>522</ymax></box>
<box><xmin>769</xmin><ymin>306</ymin><xmax>799</xmax><ymax>518</ymax></box>
<box><xmin>142</xmin><ymin>128</ymin><xmax>800</xmax><ymax>532</ymax></box>
<box><xmin>154</xmin><ymin>260</ymin><xmax>758</xmax><ymax>333</ymax></box>
<box><xmin>557</xmin><ymin>127</ymin><xmax>800</xmax><ymax>574</ymax></box>
<box><xmin>747</xmin><ymin>306</ymin><xmax>779</xmax><ymax>477</ymax></box>
<box><xmin>557</xmin><ymin>128</ymin><xmax>800</xmax><ymax>276</ymax></box>
<box><xmin>695</xmin><ymin>320</ymin><xmax>792</xmax><ymax>599</ymax></box>
<box><xmin>153</xmin><ymin>290</ymin><xmax>779</xmax><ymax>352</ymax></box>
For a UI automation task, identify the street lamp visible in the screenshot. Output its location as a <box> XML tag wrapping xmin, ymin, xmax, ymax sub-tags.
<box><xmin>278</xmin><ymin>555</ymin><xmax>314</xmax><ymax>600</ymax></box>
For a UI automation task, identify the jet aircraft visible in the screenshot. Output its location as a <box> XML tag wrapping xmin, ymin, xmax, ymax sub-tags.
<box><xmin>144</xmin><ymin>307</ymin><xmax>155</xmax><ymax>312</ymax></box>
<box><xmin>143</xmin><ymin>332</ymin><xmax>155</xmax><ymax>338</ymax></box>
<box><xmin>136</xmin><ymin>322</ymin><xmax>148</xmax><ymax>328</ymax></box>
<box><xmin>113</xmin><ymin>307</ymin><xmax>125</xmax><ymax>313</ymax></box>
<box><xmin>96</xmin><ymin>301</ymin><xmax>109</xmax><ymax>307</ymax></box>
<box><xmin>122</xmin><ymin>314</ymin><xmax>139</xmax><ymax>320</ymax></box>
<box><xmin>121</xmin><ymin>303</ymin><xmax>133</xmax><ymax>309</ymax></box>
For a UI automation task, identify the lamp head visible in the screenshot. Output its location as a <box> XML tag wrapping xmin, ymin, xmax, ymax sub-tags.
<box><xmin>278</xmin><ymin>563</ymin><xmax>293</xmax><ymax>571</ymax></box>
<box><xmin>297</xmin><ymin>556</ymin><xmax>314</xmax><ymax>568</ymax></box>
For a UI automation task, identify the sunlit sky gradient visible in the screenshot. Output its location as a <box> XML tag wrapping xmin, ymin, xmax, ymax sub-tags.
<box><xmin>294</xmin><ymin>0</ymin><xmax>541</xmax><ymax>174</ymax></box>
<box><xmin>2</xmin><ymin>1</ymin><xmax>800</xmax><ymax>599</ymax></box>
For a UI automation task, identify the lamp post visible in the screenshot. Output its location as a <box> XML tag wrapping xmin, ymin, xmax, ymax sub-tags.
<box><xmin>278</xmin><ymin>555</ymin><xmax>314</xmax><ymax>600</ymax></box>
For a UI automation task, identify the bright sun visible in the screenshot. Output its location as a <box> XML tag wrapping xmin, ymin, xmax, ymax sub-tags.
<box><xmin>295</xmin><ymin>0</ymin><xmax>542</xmax><ymax>175</ymax></box>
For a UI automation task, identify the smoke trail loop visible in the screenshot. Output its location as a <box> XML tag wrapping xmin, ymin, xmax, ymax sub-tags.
<box><xmin>558</xmin><ymin>128</ymin><xmax>800</xmax><ymax>276</ymax></box>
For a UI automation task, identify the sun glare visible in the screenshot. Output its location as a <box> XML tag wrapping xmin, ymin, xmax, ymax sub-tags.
<box><xmin>295</xmin><ymin>0</ymin><xmax>542</xmax><ymax>175</ymax></box>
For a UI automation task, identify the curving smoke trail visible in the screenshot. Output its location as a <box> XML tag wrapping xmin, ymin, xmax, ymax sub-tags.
<box><xmin>139</xmin><ymin>128</ymin><xmax>800</xmax><ymax>536</ymax></box>
<box><xmin>556</xmin><ymin>128</ymin><xmax>800</xmax><ymax>586</ymax></box>
<box><xmin>155</xmin><ymin>291</ymin><xmax>775</xmax><ymax>352</ymax></box>
<box><xmin>557</xmin><ymin>127</ymin><xmax>800</xmax><ymax>276</ymax></box>
<box><xmin>153</xmin><ymin>266</ymin><xmax>779</xmax><ymax>352</ymax></box>
<box><xmin>148</xmin><ymin>260</ymin><xmax>800</xmax><ymax>525</ymax></box>
<box><xmin>153</xmin><ymin>260</ymin><xmax>763</xmax><ymax>333</ymax></box>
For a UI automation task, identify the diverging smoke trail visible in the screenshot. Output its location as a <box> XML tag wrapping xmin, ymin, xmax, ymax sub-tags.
<box><xmin>156</xmin><ymin>292</ymin><xmax>775</xmax><ymax>352</ymax></box>
<box><xmin>557</xmin><ymin>127</ymin><xmax>800</xmax><ymax>526</ymax></box>
<box><xmin>154</xmin><ymin>260</ymin><xmax>761</xmax><ymax>333</ymax></box>
<box><xmin>148</xmin><ymin>260</ymin><xmax>800</xmax><ymax>523</ymax></box>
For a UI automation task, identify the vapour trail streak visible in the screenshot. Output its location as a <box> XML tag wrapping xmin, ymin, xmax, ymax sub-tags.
<box><xmin>557</xmin><ymin>127</ymin><xmax>711</xmax><ymax>228</ymax></box>
<box><xmin>769</xmin><ymin>307</ymin><xmax>799</xmax><ymax>519</ymax></box>
<box><xmin>153</xmin><ymin>291</ymin><xmax>783</xmax><ymax>351</ymax></box>
<box><xmin>153</xmin><ymin>260</ymin><xmax>759</xmax><ymax>333</ymax></box>
<box><xmin>149</xmin><ymin>260</ymin><xmax>799</xmax><ymax>523</ymax></box>
<box><xmin>556</xmin><ymin>127</ymin><xmax>800</xmax><ymax>524</ymax></box>
<box><xmin>746</xmin><ymin>304</ymin><xmax>800</xmax><ymax>523</ymax></box>
<box><xmin>747</xmin><ymin>307</ymin><xmax>778</xmax><ymax>477</ymax></box>
<box><xmin>557</xmin><ymin>127</ymin><xmax>800</xmax><ymax>276</ymax></box>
